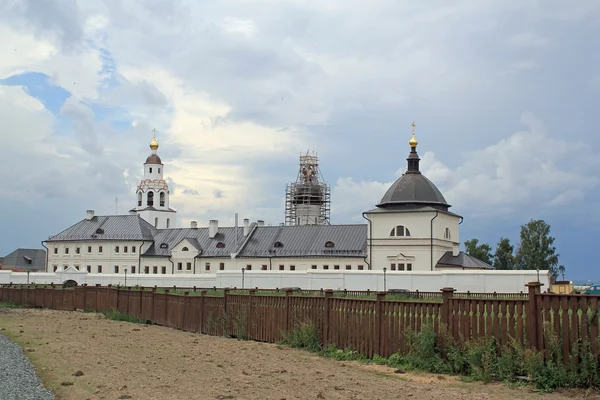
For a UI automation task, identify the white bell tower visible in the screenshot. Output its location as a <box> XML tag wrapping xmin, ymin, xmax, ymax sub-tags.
<box><xmin>130</xmin><ymin>130</ymin><xmax>177</xmax><ymax>229</ymax></box>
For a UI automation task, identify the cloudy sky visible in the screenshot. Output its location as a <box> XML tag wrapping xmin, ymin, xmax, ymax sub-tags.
<box><xmin>1</xmin><ymin>1</ymin><xmax>599</xmax><ymax>281</ymax></box>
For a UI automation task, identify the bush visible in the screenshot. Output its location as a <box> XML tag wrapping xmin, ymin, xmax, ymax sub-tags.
<box><xmin>102</xmin><ymin>310</ymin><xmax>145</xmax><ymax>324</ymax></box>
<box><xmin>282</xmin><ymin>322</ymin><xmax>322</xmax><ymax>352</ymax></box>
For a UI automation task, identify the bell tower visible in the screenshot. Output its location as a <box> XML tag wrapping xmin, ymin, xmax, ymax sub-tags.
<box><xmin>130</xmin><ymin>130</ymin><xmax>177</xmax><ymax>228</ymax></box>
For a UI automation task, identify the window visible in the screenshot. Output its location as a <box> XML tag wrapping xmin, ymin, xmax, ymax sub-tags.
<box><xmin>167</xmin><ymin>218</ymin><xmax>170</xmax><ymax>228</ymax></box>
<box><xmin>87</xmin><ymin>246</ymin><xmax>92</xmax><ymax>253</ymax></box>
<box><xmin>182</xmin><ymin>247</ymin><xmax>189</xmax><ymax>251</ymax></box>
<box><xmin>147</xmin><ymin>191</ymin><xmax>154</xmax><ymax>206</ymax></box>
<box><xmin>160</xmin><ymin>243</ymin><xmax>168</xmax><ymax>249</ymax></box>
<box><xmin>407</xmin><ymin>263</ymin><xmax>413</xmax><ymax>271</ymax></box>
<box><xmin>279</xmin><ymin>265</ymin><xmax>284</xmax><ymax>271</ymax></box>
<box><xmin>346</xmin><ymin>265</ymin><xmax>351</xmax><ymax>270</ymax></box>
<box><xmin>132</xmin><ymin>246</ymin><xmax>136</xmax><ymax>253</ymax></box>
<box><xmin>75</xmin><ymin>247</ymin><xmax>80</xmax><ymax>254</ymax></box>
<box><xmin>98</xmin><ymin>246</ymin><xmax>103</xmax><ymax>253</ymax></box>
<box><xmin>53</xmin><ymin>247</ymin><xmax>58</xmax><ymax>255</ymax></box>
<box><xmin>144</xmin><ymin>266</ymin><xmax>150</xmax><ymax>274</ymax></box>
<box><xmin>444</xmin><ymin>227</ymin><xmax>451</xmax><ymax>239</ymax></box>
<box><xmin>86</xmin><ymin>265</ymin><xmax>91</xmax><ymax>273</ymax></box>
<box><xmin>149</xmin><ymin>167</ymin><xmax>153</xmax><ymax>173</ymax></box>
<box><xmin>158</xmin><ymin>168</ymin><xmax>161</xmax><ymax>173</ymax></box>
<box><xmin>75</xmin><ymin>265</ymin><xmax>80</xmax><ymax>271</ymax></box>
<box><xmin>65</xmin><ymin>247</ymin><xmax>69</xmax><ymax>254</ymax></box>
<box><xmin>161</xmin><ymin>266</ymin><xmax>166</xmax><ymax>274</ymax></box>
<box><xmin>114</xmin><ymin>265</ymin><xmax>119</xmax><ymax>273</ymax></box>
<box><xmin>220</xmin><ymin>263</ymin><xmax>225</xmax><ymax>271</ymax></box>
<box><xmin>323</xmin><ymin>265</ymin><xmax>329</xmax><ymax>270</ymax></box>
<box><xmin>96</xmin><ymin>228</ymin><xmax>104</xmax><ymax>234</ymax></box>
<box><xmin>261</xmin><ymin>265</ymin><xmax>267</xmax><ymax>270</ymax></box>
<box><xmin>391</xmin><ymin>263</ymin><xmax>396</xmax><ymax>271</ymax></box>
<box><xmin>325</xmin><ymin>241</ymin><xmax>335</xmax><ymax>248</ymax></box>
<box><xmin>390</xmin><ymin>225</ymin><xmax>411</xmax><ymax>237</ymax></box>
<box><xmin>153</xmin><ymin>266</ymin><xmax>158</xmax><ymax>274</ymax></box>
<box><xmin>137</xmin><ymin>191</ymin><xmax>142</xmax><ymax>206</ymax></box>
<box><xmin>290</xmin><ymin>265</ymin><xmax>295</xmax><ymax>271</ymax></box>
<box><xmin>53</xmin><ymin>265</ymin><xmax>58</xmax><ymax>272</ymax></box>
<box><xmin>273</xmin><ymin>241</ymin><xmax>283</xmax><ymax>248</ymax></box>
<box><xmin>186</xmin><ymin>262</ymin><xmax>192</xmax><ymax>271</ymax></box>
<box><xmin>63</xmin><ymin>265</ymin><xmax>69</xmax><ymax>270</ymax></box>
<box><xmin>115</xmin><ymin>246</ymin><xmax>119</xmax><ymax>253</ymax></box>
<box><xmin>98</xmin><ymin>265</ymin><xmax>102</xmax><ymax>273</ymax></box>
<box><xmin>358</xmin><ymin>265</ymin><xmax>364</xmax><ymax>270</ymax></box>
<box><xmin>216</xmin><ymin>242</ymin><xmax>225</xmax><ymax>248</ymax></box>
<box><xmin>160</xmin><ymin>192</ymin><xmax>165</xmax><ymax>207</ymax></box>
<box><xmin>177</xmin><ymin>262</ymin><xmax>182</xmax><ymax>271</ymax></box>
<box><xmin>246</xmin><ymin>265</ymin><xmax>252</xmax><ymax>271</ymax></box>
<box><xmin>154</xmin><ymin>218</ymin><xmax>158</xmax><ymax>227</ymax></box>
<box><xmin>311</xmin><ymin>265</ymin><xmax>317</xmax><ymax>270</ymax></box>
<box><xmin>398</xmin><ymin>263</ymin><xmax>405</xmax><ymax>271</ymax></box>
<box><xmin>334</xmin><ymin>265</ymin><xmax>340</xmax><ymax>270</ymax></box>
<box><xmin>131</xmin><ymin>266</ymin><xmax>136</xmax><ymax>274</ymax></box>
<box><xmin>124</xmin><ymin>246</ymin><xmax>128</xmax><ymax>253</ymax></box>
<box><xmin>205</xmin><ymin>263</ymin><xmax>210</xmax><ymax>271</ymax></box>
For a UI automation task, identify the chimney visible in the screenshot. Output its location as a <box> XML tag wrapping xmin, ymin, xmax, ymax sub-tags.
<box><xmin>86</xmin><ymin>210</ymin><xmax>95</xmax><ymax>220</ymax></box>
<box><xmin>209</xmin><ymin>220</ymin><xmax>218</xmax><ymax>238</ymax></box>
<box><xmin>453</xmin><ymin>243</ymin><xmax>460</xmax><ymax>257</ymax></box>
<box><xmin>190</xmin><ymin>221</ymin><xmax>198</xmax><ymax>229</ymax></box>
<box><xmin>243</xmin><ymin>218</ymin><xmax>250</xmax><ymax>236</ymax></box>
<box><xmin>129</xmin><ymin>210</ymin><xmax>137</xmax><ymax>215</ymax></box>
<box><xmin>257</xmin><ymin>220</ymin><xmax>264</xmax><ymax>227</ymax></box>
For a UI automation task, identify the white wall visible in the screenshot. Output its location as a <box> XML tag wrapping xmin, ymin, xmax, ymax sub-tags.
<box><xmin>0</xmin><ymin>269</ymin><xmax>550</xmax><ymax>293</ymax></box>
<box><xmin>47</xmin><ymin>241</ymin><xmax>145</xmax><ymax>273</ymax></box>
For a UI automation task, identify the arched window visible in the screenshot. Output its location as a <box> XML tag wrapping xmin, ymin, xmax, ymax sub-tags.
<box><xmin>158</xmin><ymin>168</ymin><xmax>161</xmax><ymax>174</ymax></box>
<box><xmin>147</xmin><ymin>191</ymin><xmax>154</xmax><ymax>206</ymax></box>
<box><xmin>216</xmin><ymin>242</ymin><xmax>225</xmax><ymax>248</ymax></box>
<box><xmin>444</xmin><ymin>227</ymin><xmax>451</xmax><ymax>239</ymax></box>
<box><xmin>273</xmin><ymin>241</ymin><xmax>283</xmax><ymax>248</ymax></box>
<box><xmin>325</xmin><ymin>241</ymin><xmax>335</xmax><ymax>248</ymax></box>
<box><xmin>159</xmin><ymin>243</ymin><xmax>168</xmax><ymax>249</ymax></box>
<box><xmin>166</xmin><ymin>218</ymin><xmax>170</xmax><ymax>228</ymax></box>
<box><xmin>154</xmin><ymin>217</ymin><xmax>158</xmax><ymax>227</ymax></box>
<box><xmin>390</xmin><ymin>225</ymin><xmax>411</xmax><ymax>237</ymax></box>
<box><xmin>182</xmin><ymin>247</ymin><xmax>189</xmax><ymax>251</ymax></box>
<box><xmin>160</xmin><ymin>192</ymin><xmax>166</xmax><ymax>207</ymax></box>
<box><xmin>137</xmin><ymin>191</ymin><xmax>142</xmax><ymax>206</ymax></box>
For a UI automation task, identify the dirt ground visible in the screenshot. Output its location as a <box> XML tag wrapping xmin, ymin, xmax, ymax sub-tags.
<box><xmin>0</xmin><ymin>308</ymin><xmax>595</xmax><ymax>400</ymax></box>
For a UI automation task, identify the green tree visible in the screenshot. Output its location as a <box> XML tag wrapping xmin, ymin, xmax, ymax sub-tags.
<box><xmin>514</xmin><ymin>219</ymin><xmax>561</xmax><ymax>278</ymax></box>
<box><xmin>464</xmin><ymin>238</ymin><xmax>493</xmax><ymax>265</ymax></box>
<box><xmin>493</xmin><ymin>237</ymin><xmax>514</xmax><ymax>270</ymax></box>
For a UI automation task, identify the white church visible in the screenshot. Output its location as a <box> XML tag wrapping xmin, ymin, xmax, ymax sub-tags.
<box><xmin>43</xmin><ymin>125</ymin><xmax>493</xmax><ymax>277</ymax></box>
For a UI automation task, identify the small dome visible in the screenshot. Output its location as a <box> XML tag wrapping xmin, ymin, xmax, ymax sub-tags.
<box><xmin>409</xmin><ymin>133</ymin><xmax>418</xmax><ymax>147</ymax></box>
<box><xmin>377</xmin><ymin>173</ymin><xmax>449</xmax><ymax>209</ymax></box>
<box><xmin>150</xmin><ymin>137</ymin><xmax>159</xmax><ymax>150</ymax></box>
<box><xmin>145</xmin><ymin>154</ymin><xmax>163</xmax><ymax>165</ymax></box>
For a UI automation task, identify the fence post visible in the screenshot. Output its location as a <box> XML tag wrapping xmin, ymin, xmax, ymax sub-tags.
<box><xmin>224</xmin><ymin>288</ymin><xmax>230</xmax><ymax>314</ymax></box>
<box><xmin>284</xmin><ymin>288</ymin><xmax>293</xmax><ymax>333</ymax></box>
<box><xmin>375</xmin><ymin>291</ymin><xmax>386</xmax><ymax>356</ymax></box>
<box><xmin>248</xmin><ymin>289</ymin><xmax>255</xmax><ymax>338</ymax></box>
<box><xmin>440</xmin><ymin>287</ymin><xmax>455</xmax><ymax>350</ymax></box>
<box><xmin>182</xmin><ymin>292</ymin><xmax>189</xmax><ymax>330</ymax></box>
<box><xmin>151</xmin><ymin>286</ymin><xmax>156</xmax><ymax>322</ymax></box>
<box><xmin>526</xmin><ymin>281</ymin><xmax>543</xmax><ymax>350</ymax></box>
<box><xmin>323</xmin><ymin>289</ymin><xmax>333</xmax><ymax>347</ymax></box>
<box><xmin>164</xmin><ymin>289</ymin><xmax>170</xmax><ymax>325</ymax></box>
<box><xmin>200</xmin><ymin>290</ymin><xmax>206</xmax><ymax>334</ymax></box>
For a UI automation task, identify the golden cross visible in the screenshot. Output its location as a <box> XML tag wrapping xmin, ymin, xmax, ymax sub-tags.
<box><xmin>411</xmin><ymin>121</ymin><xmax>416</xmax><ymax>134</ymax></box>
<box><xmin>152</xmin><ymin>128</ymin><xmax>157</xmax><ymax>138</ymax></box>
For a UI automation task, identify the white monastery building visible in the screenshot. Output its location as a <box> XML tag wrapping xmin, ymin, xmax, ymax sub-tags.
<box><xmin>43</xmin><ymin>125</ymin><xmax>492</xmax><ymax>277</ymax></box>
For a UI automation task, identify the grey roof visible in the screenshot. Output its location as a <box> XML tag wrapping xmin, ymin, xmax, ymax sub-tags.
<box><xmin>2</xmin><ymin>248</ymin><xmax>46</xmax><ymax>271</ymax></box>
<box><xmin>377</xmin><ymin>173</ymin><xmax>450</xmax><ymax>209</ymax></box>
<box><xmin>237</xmin><ymin>224</ymin><xmax>367</xmax><ymax>258</ymax></box>
<box><xmin>436</xmin><ymin>251</ymin><xmax>493</xmax><ymax>269</ymax></box>
<box><xmin>130</xmin><ymin>206</ymin><xmax>176</xmax><ymax>213</ymax></box>
<box><xmin>46</xmin><ymin>215</ymin><xmax>157</xmax><ymax>242</ymax></box>
<box><xmin>144</xmin><ymin>227</ymin><xmax>244</xmax><ymax>257</ymax></box>
<box><xmin>365</xmin><ymin>205</ymin><xmax>461</xmax><ymax>217</ymax></box>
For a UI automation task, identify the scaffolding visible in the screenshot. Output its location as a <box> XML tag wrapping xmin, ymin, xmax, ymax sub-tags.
<box><xmin>285</xmin><ymin>151</ymin><xmax>331</xmax><ymax>225</ymax></box>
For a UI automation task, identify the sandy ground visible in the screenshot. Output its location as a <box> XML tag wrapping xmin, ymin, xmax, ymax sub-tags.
<box><xmin>0</xmin><ymin>307</ymin><xmax>594</xmax><ymax>400</ymax></box>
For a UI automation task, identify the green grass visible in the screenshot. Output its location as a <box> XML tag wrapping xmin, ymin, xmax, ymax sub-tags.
<box><xmin>0</xmin><ymin>301</ymin><xmax>25</xmax><ymax>308</ymax></box>
<box><xmin>101</xmin><ymin>309</ymin><xmax>146</xmax><ymax>324</ymax></box>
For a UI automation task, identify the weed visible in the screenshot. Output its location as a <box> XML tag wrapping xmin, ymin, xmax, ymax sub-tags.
<box><xmin>102</xmin><ymin>310</ymin><xmax>145</xmax><ymax>324</ymax></box>
<box><xmin>282</xmin><ymin>321</ymin><xmax>322</xmax><ymax>352</ymax></box>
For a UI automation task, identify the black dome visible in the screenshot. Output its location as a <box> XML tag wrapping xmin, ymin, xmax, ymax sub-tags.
<box><xmin>377</xmin><ymin>173</ymin><xmax>449</xmax><ymax>209</ymax></box>
<box><xmin>145</xmin><ymin>154</ymin><xmax>163</xmax><ymax>165</ymax></box>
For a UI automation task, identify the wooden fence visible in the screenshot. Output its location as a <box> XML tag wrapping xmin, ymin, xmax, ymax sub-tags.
<box><xmin>0</xmin><ymin>282</ymin><xmax>596</xmax><ymax>366</ymax></box>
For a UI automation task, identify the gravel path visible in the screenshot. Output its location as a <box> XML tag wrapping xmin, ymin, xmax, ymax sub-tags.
<box><xmin>0</xmin><ymin>333</ymin><xmax>54</xmax><ymax>400</ymax></box>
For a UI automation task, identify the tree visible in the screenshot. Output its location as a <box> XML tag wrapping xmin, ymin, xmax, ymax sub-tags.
<box><xmin>464</xmin><ymin>238</ymin><xmax>493</xmax><ymax>265</ymax></box>
<box><xmin>514</xmin><ymin>219</ymin><xmax>561</xmax><ymax>279</ymax></box>
<box><xmin>493</xmin><ymin>237</ymin><xmax>514</xmax><ymax>270</ymax></box>
<box><xmin>558</xmin><ymin>264</ymin><xmax>566</xmax><ymax>281</ymax></box>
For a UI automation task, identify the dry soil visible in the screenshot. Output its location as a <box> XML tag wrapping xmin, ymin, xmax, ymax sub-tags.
<box><xmin>0</xmin><ymin>307</ymin><xmax>594</xmax><ymax>400</ymax></box>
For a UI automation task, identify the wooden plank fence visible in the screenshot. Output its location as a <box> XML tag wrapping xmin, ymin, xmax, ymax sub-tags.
<box><xmin>1</xmin><ymin>282</ymin><xmax>598</xmax><ymax>368</ymax></box>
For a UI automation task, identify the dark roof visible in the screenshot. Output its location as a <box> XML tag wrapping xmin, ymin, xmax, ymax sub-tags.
<box><xmin>130</xmin><ymin>206</ymin><xmax>176</xmax><ymax>213</ymax></box>
<box><xmin>145</xmin><ymin>154</ymin><xmax>163</xmax><ymax>165</ymax></box>
<box><xmin>377</xmin><ymin>173</ymin><xmax>450</xmax><ymax>209</ymax></box>
<box><xmin>47</xmin><ymin>215</ymin><xmax>157</xmax><ymax>242</ymax></box>
<box><xmin>237</xmin><ymin>224</ymin><xmax>367</xmax><ymax>258</ymax></box>
<box><xmin>365</xmin><ymin>205</ymin><xmax>461</xmax><ymax>217</ymax></box>
<box><xmin>144</xmin><ymin>227</ymin><xmax>244</xmax><ymax>257</ymax></box>
<box><xmin>2</xmin><ymin>248</ymin><xmax>46</xmax><ymax>271</ymax></box>
<box><xmin>436</xmin><ymin>251</ymin><xmax>493</xmax><ymax>269</ymax></box>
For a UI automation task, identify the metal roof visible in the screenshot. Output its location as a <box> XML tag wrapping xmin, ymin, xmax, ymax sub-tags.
<box><xmin>237</xmin><ymin>224</ymin><xmax>367</xmax><ymax>258</ymax></box>
<box><xmin>436</xmin><ymin>251</ymin><xmax>493</xmax><ymax>269</ymax></box>
<box><xmin>2</xmin><ymin>248</ymin><xmax>46</xmax><ymax>271</ymax></box>
<box><xmin>144</xmin><ymin>227</ymin><xmax>244</xmax><ymax>257</ymax></box>
<box><xmin>46</xmin><ymin>215</ymin><xmax>157</xmax><ymax>242</ymax></box>
<box><xmin>364</xmin><ymin>205</ymin><xmax>461</xmax><ymax>217</ymax></box>
<box><xmin>377</xmin><ymin>173</ymin><xmax>450</xmax><ymax>209</ymax></box>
